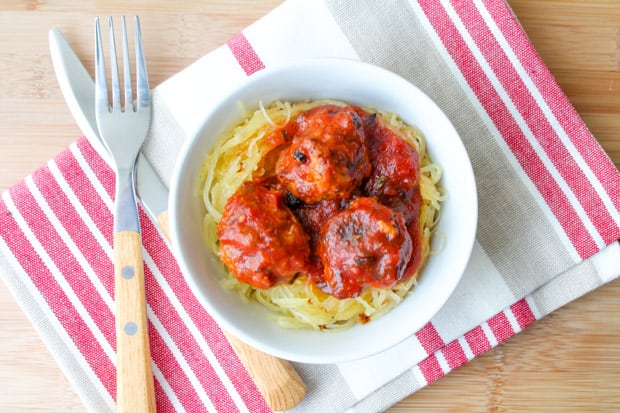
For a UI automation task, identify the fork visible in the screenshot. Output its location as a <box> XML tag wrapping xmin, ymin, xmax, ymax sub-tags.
<box><xmin>95</xmin><ymin>16</ymin><xmax>156</xmax><ymax>413</ymax></box>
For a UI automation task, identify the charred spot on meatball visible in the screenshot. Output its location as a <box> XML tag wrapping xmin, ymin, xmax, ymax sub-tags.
<box><xmin>293</xmin><ymin>148</ymin><xmax>307</xmax><ymax>162</ymax></box>
<box><xmin>284</xmin><ymin>191</ymin><xmax>303</xmax><ymax>209</ymax></box>
<box><xmin>276</xmin><ymin>105</ymin><xmax>371</xmax><ymax>204</ymax></box>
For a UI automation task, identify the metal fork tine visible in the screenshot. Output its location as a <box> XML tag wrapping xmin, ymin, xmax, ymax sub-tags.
<box><xmin>108</xmin><ymin>17</ymin><xmax>121</xmax><ymax>112</ymax></box>
<box><xmin>121</xmin><ymin>16</ymin><xmax>133</xmax><ymax>112</ymax></box>
<box><xmin>94</xmin><ymin>17</ymin><xmax>108</xmax><ymax>111</ymax></box>
<box><xmin>134</xmin><ymin>16</ymin><xmax>150</xmax><ymax>110</ymax></box>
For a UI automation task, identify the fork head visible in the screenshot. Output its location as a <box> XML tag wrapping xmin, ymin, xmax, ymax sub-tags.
<box><xmin>95</xmin><ymin>16</ymin><xmax>151</xmax><ymax>170</ymax></box>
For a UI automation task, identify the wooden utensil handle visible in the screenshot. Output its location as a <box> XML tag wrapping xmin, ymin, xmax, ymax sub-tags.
<box><xmin>225</xmin><ymin>332</ymin><xmax>307</xmax><ymax>411</ymax></box>
<box><xmin>114</xmin><ymin>230</ymin><xmax>157</xmax><ymax>413</ymax></box>
<box><xmin>157</xmin><ymin>210</ymin><xmax>306</xmax><ymax>411</ymax></box>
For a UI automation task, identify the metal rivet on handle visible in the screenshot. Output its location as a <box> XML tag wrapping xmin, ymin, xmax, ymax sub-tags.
<box><xmin>121</xmin><ymin>265</ymin><xmax>134</xmax><ymax>279</ymax></box>
<box><xmin>124</xmin><ymin>322</ymin><xmax>138</xmax><ymax>336</ymax></box>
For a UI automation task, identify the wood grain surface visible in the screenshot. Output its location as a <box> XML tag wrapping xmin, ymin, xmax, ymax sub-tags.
<box><xmin>0</xmin><ymin>1</ymin><xmax>618</xmax><ymax>411</ymax></box>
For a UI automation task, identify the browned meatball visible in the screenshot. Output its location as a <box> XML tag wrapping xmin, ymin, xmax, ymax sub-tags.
<box><xmin>316</xmin><ymin>197</ymin><xmax>413</xmax><ymax>299</ymax></box>
<box><xmin>361</xmin><ymin>112</ymin><xmax>421</xmax><ymax>224</ymax></box>
<box><xmin>276</xmin><ymin>105</ymin><xmax>371</xmax><ymax>204</ymax></box>
<box><xmin>217</xmin><ymin>181</ymin><xmax>310</xmax><ymax>289</ymax></box>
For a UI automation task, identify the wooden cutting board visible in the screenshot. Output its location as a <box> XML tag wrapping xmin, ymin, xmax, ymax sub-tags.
<box><xmin>0</xmin><ymin>0</ymin><xmax>618</xmax><ymax>411</ymax></box>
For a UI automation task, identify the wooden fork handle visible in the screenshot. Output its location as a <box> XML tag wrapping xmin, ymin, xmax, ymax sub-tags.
<box><xmin>156</xmin><ymin>210</ymin><xmax>307</xmax><ymax>411</ymax></box>
<box><xmin>114</xmin><ymin>230</ymin><xmax>157</xmax><ymax>413</ymax></box>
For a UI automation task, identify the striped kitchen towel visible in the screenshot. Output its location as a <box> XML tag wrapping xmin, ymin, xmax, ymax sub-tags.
<box><xmin>1</xmin><ymin>1</ymin><xmax>619</xmax><ymax>412</ymax></box>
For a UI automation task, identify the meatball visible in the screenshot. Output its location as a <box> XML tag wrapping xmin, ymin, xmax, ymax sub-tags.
<box><xmin>362</xmin><ymin>113</ymin><xmax>420</xmax><ymax>224</ymax></box>
<box><xmin>316</xmin><ymin>197</ymin><xmax>413</xmax><ymax>299</ymax></box>
<box><xmin>276</xmin><ymin>105</ymin><xmax>371</xmax><ymax>204</ymax></box>
<box><xmin>217</xmin><ymin>181</ymin><xmax>310</xmax><ymax>289</ymax></box>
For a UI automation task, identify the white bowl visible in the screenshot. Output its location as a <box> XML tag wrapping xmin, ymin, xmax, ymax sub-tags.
<box><xmin>169</xmin><ymin>59</ymin><xmax>477</xmax><ymax>364</ymax></box>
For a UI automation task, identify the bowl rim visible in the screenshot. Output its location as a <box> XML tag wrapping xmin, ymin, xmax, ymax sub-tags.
<box><xmin>169</xmin><ymin>58</ymin><xmax>478</xmax><ymax>364</ymax></box>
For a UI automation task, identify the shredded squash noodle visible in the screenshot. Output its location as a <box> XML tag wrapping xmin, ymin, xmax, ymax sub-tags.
<box><xmin>199</xmin><ymin>100</ymin><xmax>446</xmax><ymax>330</ymax></box>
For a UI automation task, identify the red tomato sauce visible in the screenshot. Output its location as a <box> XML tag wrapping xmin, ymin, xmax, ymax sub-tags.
<box><xmin>217</xmin><ymin>104</ymin><xmax>423</xmax><ymax>299</ymax></box>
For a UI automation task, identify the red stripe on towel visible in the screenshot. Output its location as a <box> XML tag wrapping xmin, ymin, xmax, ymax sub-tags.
<box><xmin>483</xmin><ymin>0</ymin><xmax>620</xmax><ymax>217</ymax></box>
<box><xmin>75</xmin><ymin>137</ymin><xmax>268</xmax><ymax>411</ymax></box>
<box><xmin>415</xmin><ymin>322</ymin><xmax>446</xmax><ymax>355</ymax></box>
<box><xmin>418</xmin><ymin>354</ymin><xmax>445</xmax><ymax>384</ymax></box>
<box><xmin>510</xmin><ymin>298</ymin><xmax>537</xmax><ymax>329</ymax></box>
<box><xmin>147</xmin><ymin>324</ymin><xmax>210</xmax><ymax>413</ymax></box>
<box><xmin>28</xmin><ymin>165</ymin><xmax>116</xmax><ymax>345</ymax></box>
<box><xmin>57</xmin><ymin>145</ymin><xmax>114</xmax><ymax>245</ymax></box>
<box><xmin>143</xmin><ymin>263</ymin><xmax>241</xmax><ymax>413</ymax></box>
<box><xmin>419</xmin><ymin>1</ymin><xmax>599</xmax><ymax>258</ymax></box>
<box><xmin>9</xmin><ymin>178</ymin><xmax>116</xmax><ymax>348</ymax></box>
<box><xmin>453</xmin><ymin>0</ymin><xmax>619</xmax><ymax>244</ymax></box>
<box><xmin>52</xmin><ymin>152</ymin><xmax>114</xmax><ymax>288</ymax></box>
<box><xmin>139</xmin><ymin>208</ymin><xmax>270</xmax><ymax>412</ymax></box>
<box><xmin>0</xmin><ymin>192</ymin><xmax>116</xmax><ymax>397</ymax></box>
<box><xmin>464</xmin><ymin>325</ymin><xmax>492</xmax><ymax>356</ymax></box>
<box><xmin>487</xmin><ymin>311</ymin><xmax>514</xmax><ymax>343</ymax></box>
<box><xmin>75</xmin><ymin>138</ymin><xmax>115</xmax><ymax>197</ymax></box>
<box><xmin>227</xmin><ymin>32</ymin><xmax>266</xmax><ymax>75</ymax></box>
<box><xmin>68</xmin><ymin>140</ymin><xmax>237</xmax><ymax>410</ymax></box>
<box><xmin>442</xmin><ymin>340</ymin><xmax>468</xmax><ymax>370</ymax></box>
